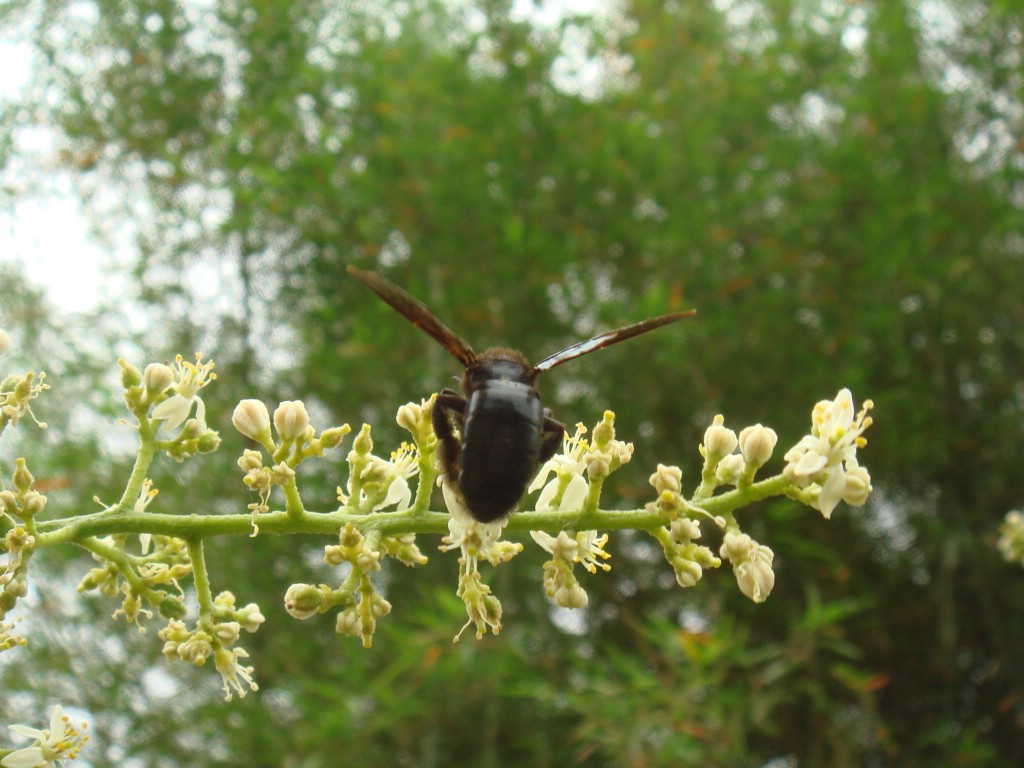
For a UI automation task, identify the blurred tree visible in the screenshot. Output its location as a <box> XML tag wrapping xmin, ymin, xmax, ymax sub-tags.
<box><xmin>2</xmin><ymin>0</ymin><xmax>1023</xmax><ymax>765</ymax></box>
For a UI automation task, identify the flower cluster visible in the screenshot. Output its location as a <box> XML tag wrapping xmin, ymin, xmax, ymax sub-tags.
<box><xmin>653</xmin><ymin>516</ymin><xmax>722</xmax><ymax>589</ymax></box>
<box><xmin>119</xmin><ymin>355</ymin><xmax>223</xmax><ymax>461</ymax></box>
<box><xmin>531</xmin><ymin>530</ymin><xmax>612</xmax><ymax>608</ymax></box>
<box><xmin>696</xmin><ymin>415</ymin><xmax>779</xmax><ymax>494</ymax></box>
<box><xmin>439</xmin><ymin>483</ymin><xmax>522</xmax><ymax>640</ymax></box>
<box><xmin>641</xmin><ymin>390</ymin><xmax>874</xmax><ymax>603</ymax></box>
<box><xmin>158</xmin><ymin>590</ymin><xmax>264</xmax><ymax>701</ymax></box>
<box><xmin>76</xmin><ymin>482</ymin><xmax>191</xmax><ymax>630</ymax></box>
<box><xmin>280</xmin><ymin>402</ymin><xmax>435</xmax><ymax>647</ymax></box>
<box><xmin>524</xmin><ymin>413</ymin><xmax>632</xmax><ymax>609</ymax></box>
<box><xmin>285</xmin><ymin>523</ymin><xmax>397</xmax><ymax>648</ymax></box>
<box><xmin>232</xmin><ymin>398</ymin><xmax>350</xmax><ymax>529</ymax></box>
<box><xmin>0</xmin><ymin>459</ymin><xmax>46</xmax><ymax>652</ymax></box>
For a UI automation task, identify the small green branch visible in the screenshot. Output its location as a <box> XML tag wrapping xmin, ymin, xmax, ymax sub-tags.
<box><xmin>78</xmin><ymin>536</ymin><xmax>164</xmax><ymax>605</ymax></box>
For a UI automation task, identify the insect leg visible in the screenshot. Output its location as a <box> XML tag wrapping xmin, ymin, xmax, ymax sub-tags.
<box><xmin>433</xmin><ymin>388</ymin><xmax>467</xmax><ymax>485</ymax></box>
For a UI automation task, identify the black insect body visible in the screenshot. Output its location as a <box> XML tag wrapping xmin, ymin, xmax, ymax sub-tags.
<box><xmin>348</xmin><ymin>266</ymin><xmax>694</xmax><ymax>523</ymax></box>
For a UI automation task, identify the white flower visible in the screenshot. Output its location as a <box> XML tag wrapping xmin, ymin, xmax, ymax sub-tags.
<box><xmin>2</xmin><ymin>706</ymin><xmax>89</xmax><ymax>768</ymax></box>
<box><xmin>528</xmin><ymin>423</ymin><xmax>588</xmax><ymax>495</ymax></box>
<box><xmin>151</xmin><ymin>353</ymin><xmax>216</xmax><ymax>431</ymax></box>
<box><xmin>532</xmin><ymin>529</ymin><xmax>611</xmax><ymax>574</ymax></box>
<box><xmin>530</xmin><ymin>530</ymin><xmax>578</xmax><ymax>560</ymax></box>
<box><xmin>373</xmin><ymin>444</ymin><xmax>419</xmax><ymax>512</ymax></box>
<box><xmin>214</xmin><ymin>645</ymin><xmax>258</xmax><ymax>701</ymax></box>
<box><xmin>0</xmin><ymin>329</ymin><xmax>10</xmax><ymax>356</ymax></box>
<box><xmin>783</xmin><ymin>389</ymin><xmax>874</xmax><ymax>519</ymax></box>
<box><xmin>344</xmin><ymin>443</ymin><xmax>420</xmax><ymax>512</ymax></box>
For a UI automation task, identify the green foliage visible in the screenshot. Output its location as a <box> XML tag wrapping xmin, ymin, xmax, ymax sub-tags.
<box><xmin>3</xmin><ymin>0</ymin><xmax>1024</xmax><ymax>765</ymax></box>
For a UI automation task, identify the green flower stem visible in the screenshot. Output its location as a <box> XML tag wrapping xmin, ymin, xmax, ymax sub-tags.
<box><xmin>188</xmin><ymin>538</ymin><xmax>215</xmax><ymax>620</ymax></box>
<box><xmin>111</xmin><ymin>415</ymin><xmax>159</xmax><ymax>514</ymax></box>
<box><xmin>36</xmin><ymin>473</ymin><xmax>795</xmax><ymax>544</ymax></box>
<box><xmin>694</xmin><ymin>457</ymin><xmax>720</xmax><ymax>500</ymax></box>
<box><xmin>411</xmin><ymin>450</ymin><xmax>437</xmax><ymax>515</ymax></box>
<box><xmin>112</xmin><ymin>440</ymin><xmax>157</xmax><ymax>514</ymax></box>
<box><xmin>281</xmin><ymin>476</ymin><xmax>305</xmax><ymax>519</ymax></box>
<box><xmin>582</xmin><ymin>474</ymin><xmax>606</xmax><ymax>516</ymax></box>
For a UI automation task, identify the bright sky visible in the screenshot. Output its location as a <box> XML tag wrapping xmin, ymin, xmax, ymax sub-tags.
<box><xmin>1</xmin><ymin>23</ymin><xmax>111</xmax><ymax>315</ymax></box>
<box><xmin>0</xmin><ymin>0</ymin><xmax>606</xmax><ymax>317</ymax></box>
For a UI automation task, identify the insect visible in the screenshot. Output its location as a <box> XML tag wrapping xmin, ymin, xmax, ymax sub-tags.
<box><xmin>348</xmin><ymin>265</ymin><xmax>694</xmax><ymax>523</ymax></box>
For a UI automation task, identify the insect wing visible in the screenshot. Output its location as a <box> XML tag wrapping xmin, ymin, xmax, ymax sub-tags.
<box><xmin>532</xmin><ymin>310</ymin><xmax>695</xmax><ymax>373</ymax></box>
<box><xmin>348</xmin><ymin>266</ymin><xmax>478</xmax><ymax>368</ymax></box>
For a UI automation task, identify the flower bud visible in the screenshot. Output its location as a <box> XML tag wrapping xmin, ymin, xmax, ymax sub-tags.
<box><xmin>0</xmin><ymin>329</ymin><xmax>10</xmax><ymax>356</ymax></box>
<box><xmin>284</xmin><ymin>583</ymin><xmax>326</xmax><ymax>620</ymax></box>
<box><xmin>670</xmin><ymin>554</ymin><xmax>703</xmax><ymax>588</ymax></box>
<box><xmin>12</xmin><ymin>458</ymin><xmax>33</xmax><ymax>493</ymax></box>
<box><xmin>352</xmin><ymin>423</ymin><xmax>373</xmax><ymax>455</ymax></box>
<box><xmin>232</xmin><ymin>399</ymin><xmax>272</xmax><ymax>442</ymax></box>
<box><xmin>738</xmin><ymin>424</ymin><xmax>778</xmax><ymax>469</ymax></box>
<box><xmin>214</xmin><ymin>621</ymin><xmax>241</xmax><ymax>645</ymax></box>
<box><xmin>715</xmin><ymin>454</ymin><xmax>745</xmax><ymax>485</ymax></box>
<box><xmin>3</xmin><ymin>574</ymin><xmax>29</xmax><ymax>599</ymax></box>
<box><xmin>22</xmin><ymin>490</ymin><xmax>47</xmax><ymax>515</ymax></box>
<box><xmin>555</xmin><ymin>583</ymin><xmax>588</xmax><ymax>608</ymax></box>
<box><xmin>336</xmin><ymin>607</ymin><xmax>360</xmax><ymax>636</ymax></box>
<box><xmin>843</xmin><ymin>464</ymin><xmax>872</xmax><ymax>507</ymax></box>
<box><xmin>396</xmin><ymin>402</ymin><xmax>422</xmax><ymax>432</ymax></box>
<box><xmin>669</xmin><ymin>517</ymin><xmax>701</xmax><ymax>543</ymax></box>
<box><xmin>720</xmin><ymin>531</ymin><xmax>775</xmax><ymax>603</ymax></box>
<box><xmin>238</xmin><ymin>603</ymin><xmax>266</xmax><ymax>633</ymax></box>
<box><xmin>197</xmin><ymin>430</ymin><xmax>222</xmax><ymax>454</ymax></box>
<box><xmin>0</xmin><ymin>490</ymin><xmax>17</xmax><ymax>515</ymax></box>
<box><xmin>158</xmin><ymin>596</ymin><xmax>188</xmax><ymax>620</ymax></box>
<box><xmin>649</xmin><ymin>463</ymin><xmax>682</xmax><ymax>496</ymax></box>
<box><xmin>319</xmin><ymin>425</ymin><xmax>351</xmax><ymax>450</ymax></box>
<box><xmin>143</xmin><ymin>363</ymin><xmax>174</xmax><ymax>398</ymax></box>
<box><xmin>274</xmin><ymin>400</ymin><xmax>310</xmax><ymax>442</ymax></box>
<box><xmin>371</xmin><ymin>595</ymin><xmax>392</xmax><ymax>618</ymax></box>
<box><xmin>237</xmin><ymin>449</ymin><xmax>263</xmax><ymax>472</ymax></box>
<box><xmin>592</xmin><ymin>411</ymin><xmax>615</xmax><ymax>449</ymax></box>
<box><xmin>119</xmin><ymin>358</ymin><xmax>142</xmax><ymax>389</ymax></box>
<box><xmin>703</xmin><ymin>415</ymin><xmax>738</xmax><ymax>459</ymax></box>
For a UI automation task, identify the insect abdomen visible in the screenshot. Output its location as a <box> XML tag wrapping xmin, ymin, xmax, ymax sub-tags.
<box><xmin>459</xmin><ymin>381</ymin><xmax>543</xmax><ymax>522</ymax></box>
